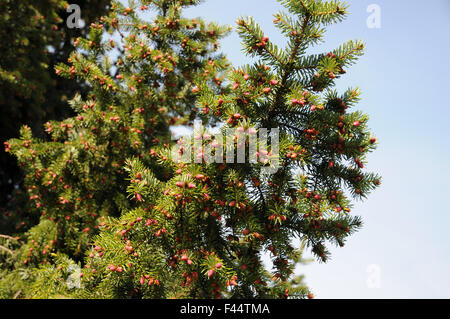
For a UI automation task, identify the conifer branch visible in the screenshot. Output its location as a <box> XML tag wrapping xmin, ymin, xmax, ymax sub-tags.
<box><xmin>268</xmin><ymin>14</ymin><xmax>310</xmax><ymax>121</ymax></box>
<box><xmin>0</xmin><ymin>245</ymin><xmax>13</xmax><ymax>255</ymax></box>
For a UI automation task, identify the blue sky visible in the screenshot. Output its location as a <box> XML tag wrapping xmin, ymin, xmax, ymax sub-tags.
<box><xmin>181</xmin><ymin>0</ymin><xmax>450</xmax><ymax>298</ymax></box>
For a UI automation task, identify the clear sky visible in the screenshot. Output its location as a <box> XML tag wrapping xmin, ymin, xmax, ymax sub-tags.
<box><xmin>180</xmin><ymin>0</ymin><xmax>450</xmax><ymax>298</ymax></box>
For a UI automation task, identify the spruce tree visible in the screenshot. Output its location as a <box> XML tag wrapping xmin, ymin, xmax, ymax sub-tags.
<box><xmin>1</xmin><ymin>0</ymin><xmax>229</xmax><ymax>298</ymax></box>
<box><xmin>1</xmin><ymin>0</ymin><xmax>380</xmax><ymax>299</ymax></box>
<box><xmin>0</xmin><ymin>0</ymin><xmax>111</xmax><ymax>233</ymax></box>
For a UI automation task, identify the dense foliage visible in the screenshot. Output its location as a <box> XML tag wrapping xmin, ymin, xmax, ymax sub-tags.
<box><xmin>0</xmin><ymin>0</ymin><xmax>110</xmax><ymax>229</ymax></box>
<box><xmin>1</xmin><ymin>0</ymin><xmax>380</xmax><ymax>299</ymax></box>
